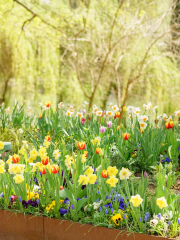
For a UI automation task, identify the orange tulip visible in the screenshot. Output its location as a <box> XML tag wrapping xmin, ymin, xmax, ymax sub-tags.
<box><xmin>45</xmin><ymin>135</ymin><xmax>50</xmax><ymax>141</ymax></box>
<box><xmin>166</xmin><ymin>121</ymin><xmax>173</xmax><ymax>129</ymax></box>
<box><xmin>102</xmin><ymin>170</ymin><xmax>108</xmax><ymax>178</ymax></box>
<box><xmin>40</xmin><ymin>114</ymin><xmax>43</xmax><ymax>119</ymax></box>
<box><xmin>83</xmin><ymin>151</ymin><xmax>88</xmax><ymax>157</ymax></box>
<box><xmin>78</xmin><ymin>141</ymin><xmax>86</xmax><ymax>150</ymax></box>
<box><xmin>40</xmin><ymin>167</ymin><xmax>46</xmax><ymax>174</ymax></box>
<box><xmin>96</xmin><ymin>147</ymin><xmax>100</xmax><ymax>154</ymax></box>
<box><xmin>115</xmin><ymin>112</ymin><xmax>120</xmax><ymax>118</ymax></box>
<box><xmin>12</xmin><ymin>154</ymin><xmax>20</xmax><ymax>164</ymax></box>
<box><xmin>51</xmin><ymin>165</ymin><xmax>59</xmax><ymax>174</ymax></box>
<box><xmin>45</xmin><ymin>101</ymin><xmax>51</xmax><ymax>108</ymax></box>
<box><xmin>123</xmin><ymin>133</ymin><xmax>129</xmax><ymax>140</ymax></box>
<box><xmin>60</xmin><ymin>185</ymin><xmax>63</xmax><ymax>190</ymax></box>
<box><xmin>41</xmin><ymin>157</ymin><xmax>49</xmax><ymax>165</ymax></box>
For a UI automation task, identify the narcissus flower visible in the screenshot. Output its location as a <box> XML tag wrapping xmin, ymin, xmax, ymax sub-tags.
<box><xmin>107</xmin><ymin>166</ymin><xmax>118</xmax><ymax>177</ymax></box>
<box><xmin>85</xmin><ymin>166</ymin><xmax>94</xmax><ymax>175</ymax></box>
<box><xmin>106</xmin><ymin>175</ymin><xmax>118</xmax><ymax>187</ymax></box>
<box><xmin>102</xmin><ymin>170</ymin><xmax>108</xmax><ymax>178</ymax></box>
<box><xmin>58</xmin><ymin>102</ymin><xmax>64</xmax><ymax>108</ymax></box>
<box><xmin>76</xmin><ymin>112</ymin><xmax>83</xmax><ymax>118</ymax></box>
<box><xmin>130</xmin><ymin>194</ymin><xmax>143</xmax><ymax>207</ymax></box>
<box><xmin>66</xmin><ymin>110</ymin><xmax>73</xmax><ymax>117</ymax></box>
<box><xmin>78</xmin><ymin>175</ymin><xmax>89</xmax><ymax>185</ymax></box>
<box><xmin>44</xmin><ymin>140</ymin><xmax>51</xmax><ymax>148</ymax></box>
<box><xmin>112</xmin><ymin>105</ymin><xmax>119</xmax><ymax>112</ymax></box>
<box><xmin>156</xmin><ymin>197</ymin><xmax>168</xmax><ymax>209</ymax></box>
<box><xmin>12</xmin><ymin>154</ymin><xmax>20</xmax><ymax>164</ymax></box>
<box><xmin>106</xmin><ymin>111</ymin><xmax>114</xmax><ymax>117</ymax></box>
<box><xmin>123</xmin><ymin>133</ymin><xmax>129</xmax><ymax>140</ymax></box>
<box><xmin>41</xmin><ymin>156</ymin><xmax>49</xmax><ymax>165</ymax></box>
<box><xmin>0</xmin><ymin>141</ymin><xmax>4</xmax><ymax>150</ymax></box>
<box><xmin>119</xmin><ymin>167</ymin><xmax>132</xmax><ymax>180</ymax></box>
<box><xmin>13</xmin><ymin>174</ymin><xmax>24</xmax><ymax>184</ymax></box>
<box><xmin>81</xmin><ymin>155</ymin><xmax>87</xmax><ymax>163</ymax></box>
<box><xmin>53</xmin><ymin>149</ymin><xmax>61</xmax><ymax>160</ymax></box>
<box><xmin>166</xmin><ymin>121</ymin><xmax>173</xmax><ymax>129</ymax></box>
<box><xmin>78</xmin><ymin>141</ymin><xmax>86</xmax><ymax>150</ymax></box>
<box><xmin>0</xmin><ymin>165</ymin><xmax>5</xmax><ymax>174</ymax></box>
<box><xmin>96</xmin><ymin>110</ymin><xmax>103</xmax><ymax>117</ymax></box>
<box><xmin>51</xmin><ymin>164</ymin><xmax>59</xmax><ymax>174</ymax></box>
<box><xmin>139</xmin><ymin>121</ymin><xmax>147</xmax><ymax>129</ymax></box>
<box><xmin>88</xmin><ymin>174</ymin><xmax>97</xmax><ymax>184</ymax></box>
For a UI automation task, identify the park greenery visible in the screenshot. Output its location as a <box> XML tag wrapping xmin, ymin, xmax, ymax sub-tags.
<box><xmin>1</xmin><ymin>0</ymin><xmax>180</xmax><ymax>115</ymax></box>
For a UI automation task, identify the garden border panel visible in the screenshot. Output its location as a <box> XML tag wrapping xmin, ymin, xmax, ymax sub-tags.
<box><xmin>0</xmin><ymin>210</ymin><xmax>174</xmax><ymax>240</ymax></box>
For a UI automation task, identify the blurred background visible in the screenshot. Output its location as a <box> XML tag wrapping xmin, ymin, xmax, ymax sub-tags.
<box><xmin>0</xmin><ymin>0</ymin><xmax>180</xmax><ymax>113</ymax></box>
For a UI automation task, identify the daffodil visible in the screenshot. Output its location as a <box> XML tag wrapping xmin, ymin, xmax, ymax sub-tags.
<box><xmin>156</xmin><ymin>197</ymin><xmax>168</xmax><ymax>209</ymax></box>
<box><xmin>88</xmin><ymin>174</ymin><xmax>97</xmax><ymax>184</ymax></box>
<box><xmin>78</xmin><ymin>175</ymin><xmax>89</xmax><ymax>185</ymax></box>
<box><xmin>119</xmin><ymin>167</ymin><xmax>132</xmax><ymax>180</ymax></box>
<box><xmin>13</xmin><ymin>174</ymin><xmax>24</xmax><ymax>184</ymax></box>
<box><xmin>85</xmin><ymin>166</ymin><xmax>94</xmax><ymax>175</ymax></box>
<box><xmin>107</xmin><ymin>166</ymin><xmax>118</xmax><ymax>177</ymax></box>
<box><xmin>0</xmin><ymin>141</ymin><xmax>4</xmax><ymax>150</ymax></box>
<box><xmin>0</xmin><ymin>165</ymin><xmax>5</xmax><ymax>174</ymax></box>
<box><xmin>130</xmin><ymin>194</ymin><xmax>143</xmax><ymax>207</ymax></box>
<box><xmin>106</xmin><ymin>175</ymin><xmax>118</xmax><ymax>187</ymax></box>
<box><xmin>53</xmin><ymin>149</ymin><xmax>61</xmax><ymax>160</ymax></box>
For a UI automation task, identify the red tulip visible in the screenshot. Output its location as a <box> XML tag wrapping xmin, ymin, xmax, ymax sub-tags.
<box><xmin>102</xmin><ymin>170</ymin><xmax>108</xmax><ymax>178</ymax></box>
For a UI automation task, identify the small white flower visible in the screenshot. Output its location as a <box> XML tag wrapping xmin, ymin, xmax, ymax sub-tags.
<box><xmin>150</xmin><ymin>219</ymin><xmax>158</xmax><ymax>227</ymax></box>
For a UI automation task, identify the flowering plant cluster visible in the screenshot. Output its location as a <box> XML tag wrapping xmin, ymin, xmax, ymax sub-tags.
<box><xmin>0</xmin><ymin>100</ymin><xmax>180</xmax><ymax>238</ymax></box>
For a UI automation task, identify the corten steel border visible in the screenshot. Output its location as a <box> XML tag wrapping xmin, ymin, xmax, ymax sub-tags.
<box><xmin>0</xmin><ymin>210</ymin><xmax>174</xmax><ymax>240</ymax></box>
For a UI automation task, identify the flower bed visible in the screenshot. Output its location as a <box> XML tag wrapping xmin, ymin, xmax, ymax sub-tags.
<box><xmin>0</xmin><ymin>101</ymin><xmax>180</xmax><ymax>239</ymax></box>
<box><xmin>0</xmin><ymin>209</ymin><xmax>173</xmax><ymax>240</ymax></box>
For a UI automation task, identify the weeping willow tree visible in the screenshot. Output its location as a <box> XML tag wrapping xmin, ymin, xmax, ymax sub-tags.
<box><xmin>0</xmin><ymin>0</ymin><xmax>180</xmax><ymax>113</ymax></box>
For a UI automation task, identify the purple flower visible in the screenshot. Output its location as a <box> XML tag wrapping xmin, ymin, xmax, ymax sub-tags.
<box><xmin>37</xmin><ymin>199</ymin><xmax>39</xmax><ymax>205</ymax></box>
<box><xmin>19</xmin><ymin>196</ymin><xmax>22</xmax><ymax>202</ymax></box>
<box><xmin>139</xmin><ymin>217</ymin><xmax>142</xmax><ymax>222</ymax></box>
<box><xmin>168</xmin><ymin>221</ymin><xmax>171</xmax><ymax>226</ymax></box>
<box><xmin>9</xmin><ymin>196</ymin><xmax>11</xmax><ymax>202</ymax></box>
<box><xmin>123</xmin><ymin>214</ymin><xmax>126</xmax><ymax>219</ymax></box>
<box><xmin>105</xmin><ymin>209</ymin><xmax>108</xmax><ymax>215</ymax></box>
<box><xmin>111</xmin><ymin>208</ymin><xmax>114</xmax><ymax>213</ymax></box>
<box><xmin>144</xmin><ymin>215</ymin><xmax>148</xmax><ymax>222</ymax></box>
<box><xmin>104</xmin><ymin>203</ymin><xmax>112</xmax><ymax>209</ymax></box>
<box><xmin>64</xmin><ymin>198</ymin><xmax>70</xmax><ymax>204</ymax></box>
<box><xmin>165</xmin><ymin>157</ymin><xmax>171</xmax><ymax>163</ymax></box>
<box><xmin>99</xmin><ymin>126</ymin><xmax>105</xmax><ymax>133</ymax></box>
<box><xmin>59</xmin><ymin>208</ymin><xmax>68</xmax><ymax>215</ymax></box>
<box><xmin>99</xmin><ymin>206</ymin><xmax>102</xmax><ymax>212</ymax></box>
<box><xmin>3</xmin><ymin>152</ymin><xmax>6</xmax><ymax>157</ymax></box>
<box><xmin>107</xmin><ymin>121</ymin><xmax>112</xmax><ymax>128</ymax></box>
<box><xmin>158</xmin><ymin>213</ymin><xmax>161</xmax><ymax>219</ymax></box>
<box><xmin>178</xmin><ymin>218</ymin><xmax>180</xmax><ymax>224</ymax></box>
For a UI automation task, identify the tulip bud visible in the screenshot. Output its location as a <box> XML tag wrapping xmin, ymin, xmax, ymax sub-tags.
<box><xmin>60</xmin><ymin>186</ymin><xmax>63</xmax><ymax>190</ymax></box>
<box><xmin>169</xmin><ymin>162</ymin><xmax>172</xmax><ymax>171</ymax></box>
<box><xmin>99</xmin><ymin>149</ymin><xmax>104</xmax><ymax>157</ymax></box>
<box><xmin>144</xmin><ymin>171</ymin><xmax>147</xmax><ymax>178</ymax></box>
